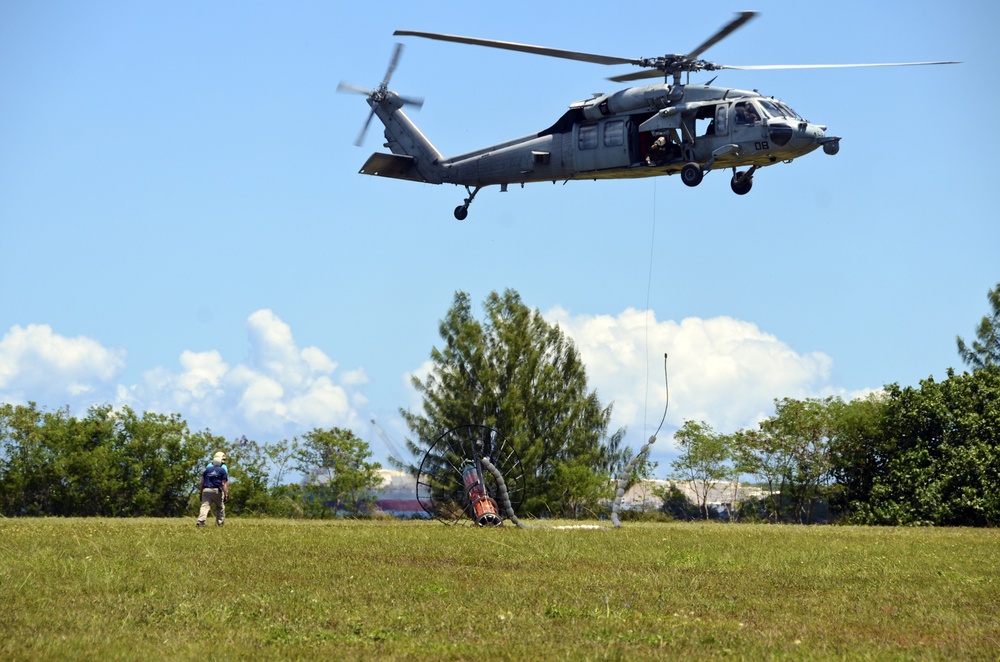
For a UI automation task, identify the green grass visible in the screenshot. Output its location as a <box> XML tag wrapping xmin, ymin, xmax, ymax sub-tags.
<box><xmin>0</xmin><ymin>519</ymin><xmax>997</xmax><ymax>660</ymax></box>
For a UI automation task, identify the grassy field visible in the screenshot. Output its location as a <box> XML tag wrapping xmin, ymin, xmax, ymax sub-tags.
<box><xmin>0</xmin><ymin>518</ymin><xmax>997</xmax><ymax>660</ymax></box>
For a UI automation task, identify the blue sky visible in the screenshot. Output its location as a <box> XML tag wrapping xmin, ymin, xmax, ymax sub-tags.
<box><xmin>1</xmin><ymin>1</ymin><xmax>997</xmax><ymax>474</ymax></box>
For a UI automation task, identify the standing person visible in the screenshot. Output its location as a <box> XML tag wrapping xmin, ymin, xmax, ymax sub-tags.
<box><xmin>197</xmin><ymin>451</ymin><xmax>229</xmax><ymax>527</ymax></box>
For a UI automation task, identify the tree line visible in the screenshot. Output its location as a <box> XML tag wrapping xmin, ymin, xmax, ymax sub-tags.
<box><xmin>1</xmin><ymin>283</ymin><xmax>997</xmax><ymax>524</ymax></box>
<box><xmin>666</xmin><ymin>366</ymin><xmax>1000</xmax><ymax>526</ymax></box>
<box><xmin>667</xmin><ymin>281</ymin><xmax>999</xmax><ymax>525</ymax></box>
<box><xmin>0</xmin><ymin>403</ymin><xmax>383</xmax><ymax>518</ymax></box>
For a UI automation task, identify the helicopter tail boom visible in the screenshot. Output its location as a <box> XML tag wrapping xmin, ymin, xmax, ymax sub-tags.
<box><xmin>364</xmin><ymin>102</ymin><xmax>445</xmax><ymax>184</ymax></box>
<box><xmin>339</xmin><ymin>44</ymin><xmax>446</xmax><ymax>184</ymax></box>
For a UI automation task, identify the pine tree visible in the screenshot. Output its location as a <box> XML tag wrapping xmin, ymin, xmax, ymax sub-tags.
<box><xmin>401</xmin><ymin>289</ymin><xmax>623</xmax><ymax>516</ymax></box>
<box><xmin>957</xmin><ymin>282</ymin><xmax>1000</xmax><ymax>370</ymax></box>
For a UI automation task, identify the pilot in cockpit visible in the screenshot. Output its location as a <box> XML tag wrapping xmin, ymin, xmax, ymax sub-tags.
<box><xmin>735</xmin><ymin>102</ymin><xmax>761</xmax><ymax>126</ymax></box>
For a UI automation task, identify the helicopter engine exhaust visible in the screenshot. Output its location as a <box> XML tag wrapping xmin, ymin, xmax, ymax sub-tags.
<box><xmin>577</xmin><ymin>86</ymin><xmax>676</xmax><ymax>121</ymax></box>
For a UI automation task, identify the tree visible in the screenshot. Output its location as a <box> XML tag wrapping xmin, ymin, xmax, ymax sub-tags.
<box><xmin>760</xmin><ymin>398</ymin><xmax>838</xmax><ymax>524</ymax></box>
<box><xmin>549</xmin><ymin>462</ymin><xmax>609</xmax><ymax>518</ymax></box>
<box><xmin>957</xmin><ymin>282</ymin><xmax>1000</xmax><ymax>370</ymax></box>
<box><xmin>401</xmin><ymin>289</ymin><xmax>622</xmax><ymax>517</ymax></box>
<box><xmin>731</xmin><ymin>426</ymin><xmax>794</xmax><ymax>523</ymax></box>
<box><xmin>826</xmin><ymin>392</ymin><xmax>891</xmax><ymax>519</ymax></box>
<box><xmin>0</xmin><ymin>402</ymin><xmax>217</xmax><ymax>517</ymax></box>
<box><xmin>851</xmin><ymin>368</ymin><xmax>1000</xmax><ymax>526</ymax></box>
<box><xmin>656</xmin><ymin>483</ymin><xmax>703</xmax><ymax>521</ymax></box>
<box><xmin>732</xmin><ymin>398</ymin><xmax>840</xmax><ymax>524</ymax></box>
<box><xmin>111</xmin><ymin>407</ymin><xmax>218</xmax><ymax>517</ymax></box>
<box><xmin>295</xmin><ymin>427</ymin><xmax>382</xmax><ymax>517</ymax></box>
<box><xmin>224</xmin><ymin>436</ymin><xmax>274</xmax><ymax>516</ymax></box>
<box><xmin>670</xmin><ymin>420</ymin><xmax>730</xmax><ymax>520</ymax></box>
<box><xmin>0</xmin><ymin>403</ymin><xmax>72</xmax><ymax>515</ymax></box>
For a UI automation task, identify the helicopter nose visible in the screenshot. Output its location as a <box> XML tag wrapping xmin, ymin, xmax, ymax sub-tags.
<box><xmin>799</xmin><ymin>123</ymin><xmax>841</xmax><ymax>156</ymax></box>
<box><xmin>767</xmin><ymin>121</ymin><xmax>824</xmax><ymax>149</ymax></box>
<box><xmin>801</xmin><ymin>122</ymin><xmax>824</xmax><ymax>140</ymax></box>
<box><xmin>793</xmin><ymin>122</ymin><xmax>826</xmax><ymax>150</ymax></box>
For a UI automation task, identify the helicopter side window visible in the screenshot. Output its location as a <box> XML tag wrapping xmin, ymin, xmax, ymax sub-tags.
<box><xmin>714</xmin><ymin>105</ymin><xmax>728</xmax><ymax>135</ymax></box>
<box><xmin>734</xmin><ymin>101</ymin><xmax>761</xmax><ymax>126</ymax></box>
<box><xmin>579</xmin><ymin>123</ymin><xmax>598</xmax><ymax>150</ymax></box>
<box><xmin>604</xmin><ymin>120</ymin><xmax>625</xmax><ymax>147</ymax></box>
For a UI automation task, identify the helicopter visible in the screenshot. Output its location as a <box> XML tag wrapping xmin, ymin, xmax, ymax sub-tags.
<box><xmin>338</xmin><ymin>12</ymin><xmax>957</xmax><ymax>220</ymax></box>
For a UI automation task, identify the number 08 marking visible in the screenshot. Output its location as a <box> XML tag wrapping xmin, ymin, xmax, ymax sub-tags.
<box><xmin>755</xmin><ymin>141</ymin><xmax>770</xmax><ymax>151</ymax></box>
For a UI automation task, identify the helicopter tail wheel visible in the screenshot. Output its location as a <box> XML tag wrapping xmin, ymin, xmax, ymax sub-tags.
<box><xmin>681</xmin><ymin>163</ymin><xmax>704</xmax><ymax>187</ymax></box>
<box><xmin>730</xmin><ymin>171</ymin><xmax>753</xmax><ymax>195</ymax></box>
<box><xmin>454</xmin><ymin>185</ymin><xmax>482</xmax><ymax>221</ymax></box>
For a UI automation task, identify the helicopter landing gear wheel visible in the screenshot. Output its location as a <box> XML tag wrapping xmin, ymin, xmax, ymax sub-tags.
<box><xmin>454</xmin><ymin>185</ymin><xmax>482</xmax><ymax>221</ymax></box>
<box><xmin>681</xmin><ymin>162</ymin><xmax>704</xmax><ymax>187</ymax></box>
<box><xmin>415</xmin><ymin>424</ymin><xmax>525</xmax><ymax>526</ymax></box>
<box><xmin>730</xmin><ymin>165</ymin><xmax>758</xmax><ymax>195</ymax></box>
<box><xmin>730</xmin><ymin>171</ymin><xmax>753</xmax><ymax>195</ymax></box>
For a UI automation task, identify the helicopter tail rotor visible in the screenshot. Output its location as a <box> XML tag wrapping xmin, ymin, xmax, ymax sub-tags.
<box><xmin>337</xmin><ymin>43</ymin><xmax>424</xmax><ymax>146</ymax></box>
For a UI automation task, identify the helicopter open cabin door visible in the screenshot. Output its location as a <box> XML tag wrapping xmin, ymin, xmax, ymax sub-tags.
<box><xmin>574</xmin><ymin>118</ymin><xmax>631</xmax><ymax>172</ymax></box>
<box><xmin>690</xmin><ymin>102</ymin><xmax>732</xmax><ymax>157</ymax></box>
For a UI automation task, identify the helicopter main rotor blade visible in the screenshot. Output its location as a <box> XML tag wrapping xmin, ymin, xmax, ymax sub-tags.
<box><xmin>396</xmin><ymin>19</ymin><xmax>959</xmax><ymax>86</ymax></box>
<box><xmin>686</xmin><ymin>11</ymin><xmax>757</xmax><ymax>60</ymax></box>
<box><xmin>393</xmin><ymin>30</ymin><xmax>641</xmax><ymax>67</ymax></box>
<box><xmin>719</xmin><ymin>60</ymin><xmax>960</xmax><ymax>70</ymax></box>
<box><xmin>607</xmin><ymin>59</ymin><xmax>961</xmax><ymax>82</ymax></box>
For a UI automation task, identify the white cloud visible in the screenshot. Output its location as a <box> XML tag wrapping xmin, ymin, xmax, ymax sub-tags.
<box><xmin>126</xmin><ymin>309</ymin><xmax>366</xmax><ymax>438</ymax></box>
<box><xmin>545</xmin><ymin>307</ymin><xmax>837</xmax><ymax>444</ymax></box>
<box><xmin>0</xmin><ymin>311</ymin><xmax>370</xmax><ymax>443</ymax></box>
<box><xmin>340</xmin><ymin>367</ymin><xmax>369</xmax><ymax>387</ymax></box>
<box><xmin>175</xmin><ymin>350</ymin><xmax>229</xmax><ymax>403</ymax></box>
<box><xmin>0</xmin><ymin>324</ymin><xmax>125</xmax><ymax>402</ymax></box>
<box><xmin>398</xmin><ymin>306</ymin><xmax>841</xmax><ymax>460</ymax></box>
<box><xmin>402</xmin><ymin>359</ymin><xmax>434</xmax><ymax>413</ymax></box>
<box><xmin>2</xmin><ymin>306</ymin><xmax>850</xmax><ymax>466</ymax></box>
<box><xmin>301</xmin><ymin>346</ymin><xmax>337</xmax><ymax>375</ymax></box>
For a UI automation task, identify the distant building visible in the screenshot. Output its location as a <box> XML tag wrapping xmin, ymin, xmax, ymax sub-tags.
<box><xmin>619</xmin><ymin>479</ymin><xmax>769</xmax><ymax>516</ymax></box>
<box><xmin>373</xmin><ymin>469</ymin><xmax>427</xmax><ymax>518</ymax></box>
<box><xmin>373</xmin><ymin>470</ymin><xmax>769</xmax><ymax>520</ymax></box>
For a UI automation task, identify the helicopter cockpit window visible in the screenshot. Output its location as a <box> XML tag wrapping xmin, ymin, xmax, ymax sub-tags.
<box><xmin>604</xmin><ymin>120</ymin><xmax>625</xmax><ymax>147</ymax></box>
<box><xmin>579</xmin><ymin>123</ymin><xmax>599</xmax><ymax>150</ymax></box>
<box><xmin>777</xmin><ymin>102</ymin><xmax>803</xmax><ymax>120</ymax></box>
<box><xmin>758</xmin><ymin>99</ymin><xmax>803</xmax><ymax>121</ymax></box>
<box><xmin>757</xmin><ymin>99</ymin><xmax>783</xmax><ymax>119</ymax></box>
<box><xmin>733</xmin><ymin>101</ymin><xmax>761</xmax><ymax>126</ymax></box>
